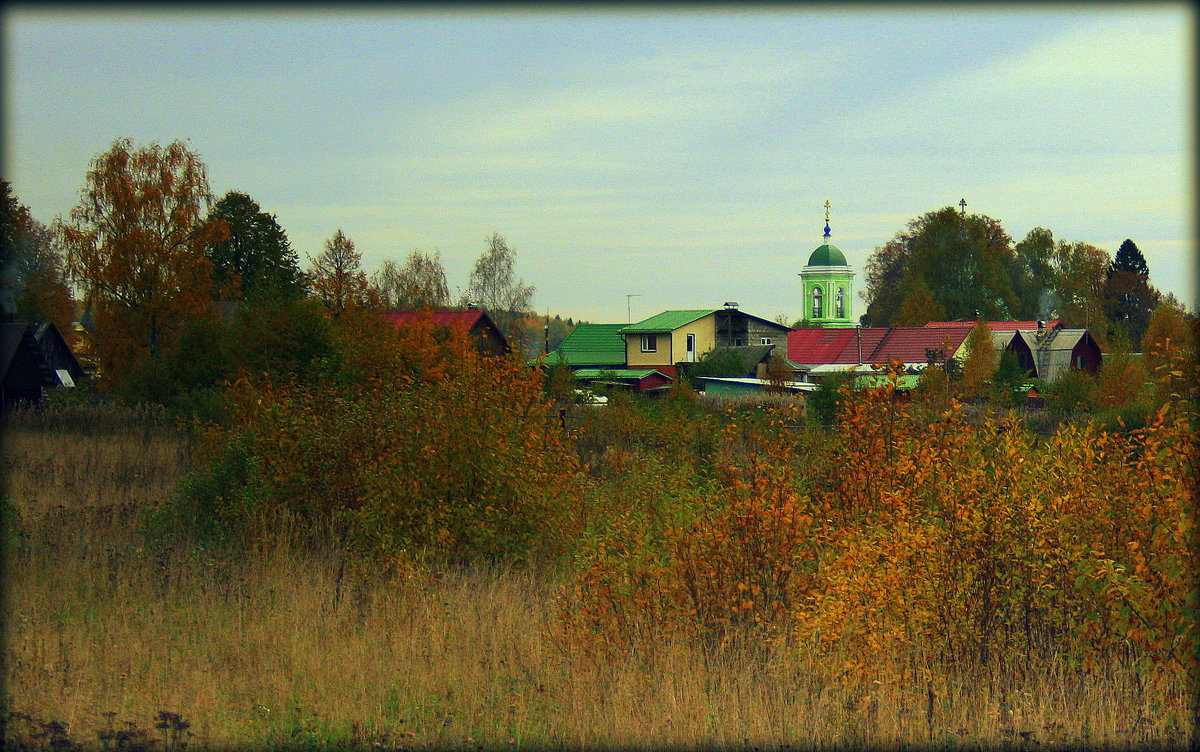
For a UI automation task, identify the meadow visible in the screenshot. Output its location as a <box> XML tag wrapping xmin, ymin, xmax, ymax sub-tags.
<box><xmin>3</xmin><ymin>391</ymin><xmax>1194</xmax><ymax>751</ymax></box>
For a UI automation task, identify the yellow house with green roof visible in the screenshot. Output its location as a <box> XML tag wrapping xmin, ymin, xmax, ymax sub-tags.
<box><xmin>619</xmin><ymin>306</ymin><xmax>791</xmax><ymax>376</ymax></box>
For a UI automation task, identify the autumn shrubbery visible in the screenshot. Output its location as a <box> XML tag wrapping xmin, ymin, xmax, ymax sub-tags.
<box><xmin>163</xmin><ymin>310</ymin><xmax>583</xmax><ymax>568</ymax></box>
<box><xmin>560</xmin><ymin>368</ymin><xmax>1198</xmax><ymax>711</ymax></box>
<box><xmin>115</xmin><ymin>296</ymin><xmax>342</xmax><ymax>423</ymax></box>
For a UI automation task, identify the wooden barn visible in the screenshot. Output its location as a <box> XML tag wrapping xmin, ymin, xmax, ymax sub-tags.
<box><xmin>382</xmin><ymin>308</ymin><xmax>510</xmax><ymax>356</ymax></box>
<box><xmin>1</xmin><ymin>322</ymin><xmax>86</xmax><ymax>409</ymax></box>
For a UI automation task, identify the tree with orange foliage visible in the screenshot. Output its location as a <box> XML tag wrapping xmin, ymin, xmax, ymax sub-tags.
<box><xmin>957</xmin><ymin>320</ymin><xmax>997</xmax><ymax>403</ymax></box>
<box><xmin>1052</xmin><ymin>241</ymin><xmax>1111</xmax><ymax>344</ymax></box>
<box><xmin>59</xmin><ymin>138</ymin><xmax>225</xmax><ymax>382</ymax></box>
<box><xmin>1141</xmin><ymin>300</ymin><xmax>1195</xmax><ymax>408</ymax></box>
<box><xmin>308</xmin><ymin>229</ymin><xmax>373</xmax><ymax>319</ymax></box>
<box><xmin>893</xmin><ymin>275</ymin><xmax>946</xmax><ymax>326</ymax></box>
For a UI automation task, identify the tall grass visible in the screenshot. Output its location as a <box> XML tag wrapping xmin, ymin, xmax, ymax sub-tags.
<box><xmin>2</xmin><ymin>405</ymin><xmax>1192</xmax><ymax>750</ymax></box>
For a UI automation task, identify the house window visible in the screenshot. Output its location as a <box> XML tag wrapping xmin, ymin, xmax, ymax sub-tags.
<box><xmin>640</xmin><ymin>334</ymin><xmax>657</xmax><ymax>353</ymax></box>
<box><xmin>836</xmin><ymin>287</ymin><xmax>845</xmax><ymax>319</ymax></box>
<box><xmin>812</xmin><ymin>287</ymin><xmax>823</xmax><ymax>319</ymax></box>
<box><xmin>760</xmin><ymin>337</ymin><xmax>773</xmax><ymax>345</ymax></box>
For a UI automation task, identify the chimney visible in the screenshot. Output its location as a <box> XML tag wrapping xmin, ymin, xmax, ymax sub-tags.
<box><xmin>723</xmin><ymin>301</ymin><xmax>739</xmax><ymax>309</ymax></box>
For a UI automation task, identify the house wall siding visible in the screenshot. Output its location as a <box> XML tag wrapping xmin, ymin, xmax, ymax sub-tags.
<box><xmin>670</xmin><ymin>316</ymin><xmax>717</xmax><ymax>363</ymax></box>
<box><xmin>626</xmin><ymin>333</ymin><xmax>672</xmax><ymax>368</ymax></box>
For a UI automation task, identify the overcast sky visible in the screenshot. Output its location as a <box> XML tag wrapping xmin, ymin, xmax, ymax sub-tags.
<box><xmin>3</xmin><ymin>6</ymin><xmax>1193</xmax><ymax>323</ymax></box>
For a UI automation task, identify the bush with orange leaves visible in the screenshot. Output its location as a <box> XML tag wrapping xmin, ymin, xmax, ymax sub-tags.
<box><xmin>802</xmin><ymin>370</ymin><xmax>1196</xmax><ymax>687</ymax></box>
<box><xmin>560</xmin><ymin>400</ymin><xmax>824</xmax><ymax>657</ymax></box>
<box><xmin>560</xmin><ymin>364</ymin><xmax>1197</xmax><ymax>698</ymax></box>
<box><xmin>172</xmin><ymin>308</ymin><xmax>583</xmax><ymax>567</ymax></box>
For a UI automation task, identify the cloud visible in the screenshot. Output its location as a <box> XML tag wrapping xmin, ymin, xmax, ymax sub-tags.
<box><xmin>411</xmin><ymin>37</ymin><xmax>828</xmax><ymax>155</ymax></box>
<box><xmin>831</xmin><ymin>13</ymin><xmax>1189</xmax><ymax>158</ymax></box>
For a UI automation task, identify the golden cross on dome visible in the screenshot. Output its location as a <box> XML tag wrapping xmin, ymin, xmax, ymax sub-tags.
<box><xmin>824</xmin><ymin>199</ymin><xmax>831</xmax><ymax>224</ymax></box>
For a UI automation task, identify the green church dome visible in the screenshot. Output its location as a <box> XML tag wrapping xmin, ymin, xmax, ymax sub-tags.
<box><xmin>806</xmin><ymin>243</ymin><xmax>847</xmax><ymax>267</ymax></box>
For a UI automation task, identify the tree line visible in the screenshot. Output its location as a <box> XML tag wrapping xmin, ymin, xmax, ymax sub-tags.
<box><xmin>860</xmin><ymin>205</ymin><xmax>1181</xmax><ymax>351</ymax></box>
<box><xmin>0</xmin><ymin>137</ymin><xmax>540</xmax><ymax>399</ymax></box>
<box><xmin>4</xmin><ymin>138</ymin><xmax>1193</xmax><ymax>412</ymax></box>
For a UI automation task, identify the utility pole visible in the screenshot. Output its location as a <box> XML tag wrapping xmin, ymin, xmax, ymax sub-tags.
<box><xmin>626</xmin><ymin>293</ymin><xmax>640</xmax><ymax>323</ymax></box>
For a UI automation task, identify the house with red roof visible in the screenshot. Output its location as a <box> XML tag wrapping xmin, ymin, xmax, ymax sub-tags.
<box><xmin>925</xmin><ymin>320</ymin><xmax>1063</xmax><ymax>332</ymax></box>
<box><xmin>787</xmin><ymin>325</ymin><xmax>975</xmax><ymax>379</ymax></box>
<box><xmin>381</xmin><ymin>308</ymin><xmax>509</xmax><ymax>356</ymax></box>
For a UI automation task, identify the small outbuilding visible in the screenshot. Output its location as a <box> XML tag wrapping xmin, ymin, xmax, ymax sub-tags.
<box><xmin>1</xmin><ymin>322</ymin><xmax>86</xmax><ymax>409</ymax></box>
<box><xmin>382</xmin><ymin>308</ymin><xmax>510</xmax><ymax>356</ymax></box>
<box><xmin>572</xmin><ymin>368</ymin><xmax>673</xmax><ymax>393</ymax></box>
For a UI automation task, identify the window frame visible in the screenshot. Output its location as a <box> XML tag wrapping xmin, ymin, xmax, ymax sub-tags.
<box><xmin>640</xmin><ymin>334</ymin><xmax>657</xmax><ymax>353</ymax></box>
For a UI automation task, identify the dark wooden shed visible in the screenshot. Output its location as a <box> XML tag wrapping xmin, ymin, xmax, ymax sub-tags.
<box><xmin>1</xmin><ymin>322</ymin><xmax>86</xmax><ymax>409</ymax></box>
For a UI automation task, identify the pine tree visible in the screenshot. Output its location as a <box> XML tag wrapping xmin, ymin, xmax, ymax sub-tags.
<box><xmin>1103</xmin><ymin>239</ymin><xmax>1158</xmax><ymax>349</ymax></box>
<box><xmin>1110</xmin><ymin>239</ymin><xmax>1150</xmax><ymax>278</ymax></box>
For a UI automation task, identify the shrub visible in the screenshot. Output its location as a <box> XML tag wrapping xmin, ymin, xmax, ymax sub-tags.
<box><xmin>169</xmin><ymin>314</ymin><xmax>584</xmax><ymax>567</ymax></box>
<box><xmin>1041</xmin><ymin>369</ymin><xmax>1096</xmax><ymax>418</ymax></box>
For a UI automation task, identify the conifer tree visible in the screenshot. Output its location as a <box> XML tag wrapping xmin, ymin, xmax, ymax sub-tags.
<box><xmin>205</xmin><ymin>191</ymin><xmax>306</xmax><ymax>300</ymax></box>
<box><xmin>1102</xmin><ymin>238</ymin><xmax>1157</xmax><ymax>349</ymax></box>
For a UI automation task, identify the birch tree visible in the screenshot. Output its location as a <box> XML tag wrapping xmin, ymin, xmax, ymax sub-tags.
<box><xmin>59</xmin><ymin>138</ymin><xmax>224</xmax><ymax>379</ymax></box>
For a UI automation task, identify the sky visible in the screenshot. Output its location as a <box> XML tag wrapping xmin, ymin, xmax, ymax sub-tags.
<box><xmin>3</xmin><ymin>6</ymin><xmax>1194</xmax><ymax>324</ymax></box>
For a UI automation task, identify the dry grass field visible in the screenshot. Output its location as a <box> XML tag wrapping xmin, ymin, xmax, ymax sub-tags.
<box><xmin>2</xmin><ymin>405</ymin><xmax>1192</xmax><ymax>750</ymax></box>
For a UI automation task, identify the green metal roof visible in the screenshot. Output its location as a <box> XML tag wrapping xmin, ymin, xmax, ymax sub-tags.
<box><xmin>851</xmin><ymin>373</ymin><xmax>921</xmax><ymax>390</ymax></box>
<box><xmin>619</xmin><ymin>310</ymin><xmax>716</xmax><ymax>333</ymax></box>
<box><xmin>545</xmin><ymin>323</ymin><xmax>627</xmax><ymax>366</ymax></box>
<box><xmin>573</xmin><ymin>368</ymin><xmax>667</xmax><ymax>380</ymax></box>
<box><xmin>806</xmin><ymin>243</ymin><xmax>848</xmax><ymax>267</ymax></box>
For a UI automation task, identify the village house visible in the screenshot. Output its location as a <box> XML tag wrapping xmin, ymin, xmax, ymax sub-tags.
<box><xmin>619</xmin><ymin>305</ymin><xmax>792</xmax><ymax>379</ymax></box>
<box><xmin>787</xmin><ymin>325</ymin><xmax>976</xmax><ymax>380</ymax></box>
<box><xmin>925</xmin><ymin>320</ymin><xmax>1102</xmax><ymax>381</ymax></box>
<box><xmin>540</xmin><ymin>203</ymin><xmax>1106</xmax><ymax>397</ymax></box>
<box><xmin>1</xmin><ymin>322</ymin><xmax>86</xmax><ymax>410</ymax></box>
<box><xmin>568</xmin><ymin>368</ymin><xmax>674</xmax><ymax>394</ymax></box>
<box><xmin>540</xmin><ymin>323</ymin><xmax>626</xmax><ymax>371</ymax></box>
<box><xmin>536</xmin><ymin>323</ymin><xmax>675</xmax><ymax>393</ymax></box>
<box><xmin>382</xmin><ymin>308</ymin><xmax>509</xmax><ymax>356</ymax></box>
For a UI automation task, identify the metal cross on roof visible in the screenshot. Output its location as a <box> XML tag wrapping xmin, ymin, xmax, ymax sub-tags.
<box><xmin>959</xmin><ymin>198</ymin><xmax>967</xmax><ymax>214</ymax></box>
<box><xmin>823</xmin><ymin>199</ymin><xmax>831</xmax><ymax>238</ymax></box>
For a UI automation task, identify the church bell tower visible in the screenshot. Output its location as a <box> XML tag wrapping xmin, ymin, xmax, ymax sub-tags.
<box><xmin>799</xmin><ymin>200</ymin><xmax>855</xmax><ymax>327</ymax></box>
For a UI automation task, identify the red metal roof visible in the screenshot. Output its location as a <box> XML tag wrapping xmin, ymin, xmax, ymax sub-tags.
<box><xmin>874</xmin><ymin>326</ymin><xmax>971</xmax><ymax>363</ymax></box>
<box><xmin>382</xmin><ymin>309</ymin><xmax>486</xmax><ymax>329</ymax></box>
<box><xmin>787</xmin><ymin>328</ymin><xmax>886</xmax><ymax>364</ymax></box>
<box><xmin>925</xmin><ymin>320</ymin><xmax>1062</xmax><ymax>331</ymax></box>
<box><xmin>788</xmin><ymin>326</ymin><xmax>971</xmax><ymax>365</ymax></box>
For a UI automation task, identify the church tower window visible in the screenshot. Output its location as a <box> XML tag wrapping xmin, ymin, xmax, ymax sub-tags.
<box><xmin>812</xmin><ymin>287</ymin><xmax>823</xmax><ymax>319</ymax></box>
<box><xmin>836</xmin><ymin>287</ymin><xmax>845</xmax><ymax>319</ymax></box>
